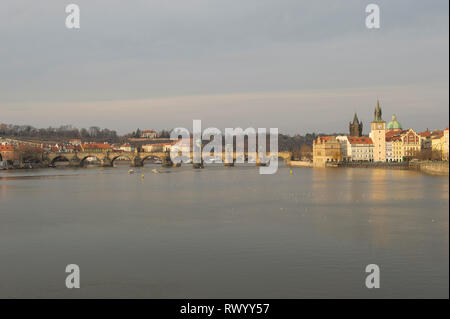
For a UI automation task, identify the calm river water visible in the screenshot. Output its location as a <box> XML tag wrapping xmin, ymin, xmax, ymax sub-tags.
<box><xmin>0</xmin><ymin>164</ymin><xmax>448</xmax><ymax>298</ymax></box>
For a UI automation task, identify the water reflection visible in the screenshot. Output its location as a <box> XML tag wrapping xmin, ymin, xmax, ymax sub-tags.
<box><xmin>0</xmin><ymin>166</ymin><xmax>448</xmax><ymax>298</ymax></box>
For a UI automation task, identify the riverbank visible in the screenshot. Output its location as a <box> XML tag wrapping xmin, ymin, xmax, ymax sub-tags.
<box><xmin>0</xmin><ymin>162</ymin><xmax>47</xmax><ymax>170</ymax></box>
<box><xmin>288</xmin><ymin>160</ymin><xmax>313</xmax><ymax>167</ymax></box>
<box><xmin>2</xmin><ymin>160</ymin><xmax>448</xmax><ymax>176</ymax></box>
<box><xmin>335</xmin><ymin>160</ymin><xmax>449</xmax><ymax>176</ymax></box>
<box><xmin>337</xmin><ymin>161</ymin><xmax>410</xmax><ymax>170</ymax></box>
<box><xmin>409</xmin><ymin>161</ymin><xmax>449</xmax><ymax>176</ymax></box>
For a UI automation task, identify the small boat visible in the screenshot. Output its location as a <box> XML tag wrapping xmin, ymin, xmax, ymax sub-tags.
<box><xmin>128</xmin><ymin>169</ymin><xmax>135</xmax><ymax>174</ymax></box>
<box><xmin>152</xmin><ymin>169</ymin><xmax>159</xmax><ymax>174</ymax></box>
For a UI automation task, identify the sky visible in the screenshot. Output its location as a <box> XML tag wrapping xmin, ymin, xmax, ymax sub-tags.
<box><xmin>0</xmin><ymin>0</ymin><xmax>448</xmax><ymax>135</ymax></box>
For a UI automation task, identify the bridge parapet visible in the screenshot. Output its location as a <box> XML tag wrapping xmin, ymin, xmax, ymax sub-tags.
<box><xmin>43</xmin><ymin>150</ymin><xmax>292</xmax><ymax>167</ymax></box>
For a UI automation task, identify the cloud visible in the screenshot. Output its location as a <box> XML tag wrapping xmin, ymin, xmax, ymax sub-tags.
<box><xmin>0</xmin><ymin>0</ymin><xmax>448</xmax><ymax>133</ymax></box>
<box><xmin>2</xmin><ymin>83</ymin><xmax>448</xmax><ymax>134</ymax></box>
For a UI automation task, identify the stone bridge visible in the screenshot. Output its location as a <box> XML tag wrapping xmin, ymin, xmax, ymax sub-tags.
<box><xmin>45</xmin><ymin>151</ymin><xmax>168</xmax><ymax>167</ymax></box>
<box><xmin>44</xmin><ymin>150</ymin><xmax>292</xmax><ymax>167</ymax></box>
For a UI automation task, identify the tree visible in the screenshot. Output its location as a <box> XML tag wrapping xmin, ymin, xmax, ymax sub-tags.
<box><xmin>158</xmin><ymin>129</ymin><xmax>171</xmax><ymax>138</ymax></box>
<box><xmin>135</xmin><ymin>128</ymin><xmax>141</xmax><ymax>138</ymax></box>
<box><xmin>299</xmin><ymin>144</ymin><xmax>313</xmax><ymax>160</ymax></box>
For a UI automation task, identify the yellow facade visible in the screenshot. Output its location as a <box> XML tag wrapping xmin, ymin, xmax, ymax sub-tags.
<box><xmin>400</xmin><ymin>129</ymin><xmax>421</xmax><ymax>159</ymax></box>
<box><xmin>392</xmin><ymin>139</ymin><xmax>403</xmax><ymax>162</ymax></box>
<box><xmin>313</xmin><ymin>136</ymin><xmax>341</xmax><ymax>167</ymax></box>
<box><xmin>431</xmin><ymin>136</ymin><xmax>444</xmax><ymax>159</ymax></box>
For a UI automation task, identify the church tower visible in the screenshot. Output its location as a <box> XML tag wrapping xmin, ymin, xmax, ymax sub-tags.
<box><xmin>349</xmin><ymin>113</ymin><xmax>363</xmax><ymax>137</ymax></box>
<box><xmin>369</xmin><ymin>100</ymin><xmax>386</xmax><ymax>162</ymax></box>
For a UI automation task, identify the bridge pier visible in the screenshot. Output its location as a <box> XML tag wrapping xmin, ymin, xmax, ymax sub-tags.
<box><xmin>193</xmin><ymin>161</ymin><xmax>204</xmax><ymax>169</ymax></box>
<box><xmin>101</xmin><ymin>158</ymin><xmax>113</xmax><ymax>167</ymax></box>
<box><xmin>131</xmin><ymin>157</ymin><xmax>143</xmax><ymax>167</ymax></box>
<box><xmin>69</xmin><ymin>157</ymin><xmax>82</xmax><ymax>167</ymax></box>
<box><xmin>161</xmin><ymin>152</ymin><xmax>173</xmax><ymax>168</ymax></box>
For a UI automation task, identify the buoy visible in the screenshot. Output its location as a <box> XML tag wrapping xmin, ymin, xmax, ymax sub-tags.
<box><xmin>290</xmin><ymin>169</ymin><xmax>293</xmax><ymax>175</ymax></box>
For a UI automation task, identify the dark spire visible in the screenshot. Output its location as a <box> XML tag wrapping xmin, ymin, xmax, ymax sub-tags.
<box><xmin>349</xmin><ymin>112</ymin><xmax>363</xmax><ymax>137</ymax></box>
<box><xmin>374</xmin><ymin>99</ymin><xmax>382</xmax><ymax>122</ymax></box>
<box><xmin>352</xmin><ymin>113</ymin><xmax>359</xmax><ymax>125</ymax></box>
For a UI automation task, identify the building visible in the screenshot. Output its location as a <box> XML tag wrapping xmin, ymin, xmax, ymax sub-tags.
<box><xmin>369</xmin><ymin>100</ymin><xmax>386</xmax><ymax>162</ymax></box>
<box><xmin>69</xmin><ymin>139</ymin><xmax>82</xmax><ymax>146</ymax></box>
<box><xmin>64</xmin><ymin>144</ymin><xmax>82</xmax><ymax>153</ymax></box>
<box><xmin>348</xmin><ymin>136</ymin><xmax>374</xmax><ymax>161</ymax></box>
<box><xmin>142</xmin><ymin>144</ymin><xmax>162</xmax><ymax>152</ymax></box>
<box><xmin>401</xmin><ymin>129</ymin><xmax>421</xmax><ymax>159</ymax></box>
<box><xmin>385</xmin><ymin>128</ymin><xmax>421</xmax><ymax>162</ymax></box>
<box><xmin>336</xmin><ymin>136</ymin><xmax>351</xmax><ymax>161</ymax></box>
<box><xmin>391</xmin><ymin>135</ymin><xmax>403</xmax><ymax>162</ymax></box>
<box><xmin>313</xmin><ymin>136</ymin><xmax>341</xmax><ymax>167</ymax></box>
<box><xmin>0</xmin><ymin>145</ymin><xmax>20</xmax><ymax>162</ymax></box>
<box><xmin>337</xmin><ymin>136</ymin><xmax>373</xmax><ymax>162</ymax></box>
<box><xmin>349</xmin><ymin>113</ymin><xmax>363</xmax><ymax>137</ymax></box>
<box><xmin>419</xmin><ymin>130</ymin><xmax>432</xmax><ymax>149</ymax></box>
<box><xmin>142</xmin><ymin>143</ymin><xmax>174</xmax><ymax>153</ymax></box>
<box><xmin>385</xmin><ymin>131</ymin><xmax>402</xmax><ymax>162</ymax></box>
<box><xmin>119</xmin><ymin>143</ymin><xmax>134</xmax><ymax>152</ymax></box>
<box><xmin>141</xmin><ymin>130</ymin><xmax>157</xmax><ymax>139</ymax></box>
<box><xmin>431</xmin><ymin>130</ymin><xmax>444</xmax><ymax>159</ymax></box>
<box><xmin>80</xmin><ymin>143</ymin><xmax>113</xmax><ymax>152</ymax></box>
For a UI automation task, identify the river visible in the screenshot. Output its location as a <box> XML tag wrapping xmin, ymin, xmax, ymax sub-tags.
<box><xmin>0</xmin><ymin>164</ymin><xmax>448</xmax><ymax>298</ymax></box>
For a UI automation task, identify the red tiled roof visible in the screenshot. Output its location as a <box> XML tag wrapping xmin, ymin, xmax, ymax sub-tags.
<box><xmin>82</xmin><ymin>143</ymin><xmax>113</xmax><ymax>149</ymax></box>
<box><xmin>0</xmin><ymin>145</ymin><xmax>15</xmax><ymax>151</ymax></box>
<box><xmin>386</xmin><ymin>135</ymin><xmax>401</xmax><ymax>142</ymax></box>
<box><xmin>385</xmin><ymin>130</ymin><xmax>405</xmax><ymax>138</ymax></box>
<box><xmin>347</xmin><ymin>137</ymin><xmax>373</xmax><ymax>145</ymax></box>
<box><xmin>431</xmin><ymin>131</ymin><xmax>444</xmax><ymax>138</ymax></box>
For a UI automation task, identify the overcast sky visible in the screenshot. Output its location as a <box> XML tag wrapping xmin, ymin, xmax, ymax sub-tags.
<box><xmin>0</xmin><ymin>0</ymin><xmax>448</xmax><ymax>134</ymax></box>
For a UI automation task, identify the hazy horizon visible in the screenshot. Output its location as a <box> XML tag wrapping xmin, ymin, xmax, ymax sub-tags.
<box><xmin>1</xmin><ymin>0</ymin><xmax>448</xmax><ymax>135</ymax></box>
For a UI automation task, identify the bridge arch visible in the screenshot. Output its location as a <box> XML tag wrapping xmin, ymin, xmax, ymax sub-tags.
<box><xmin>50</xmin><ymin>155</ymin><xmax>71</xmax><ymax>166</ymax></box>
<box><xmin>140</xmin><ymin>155</ymin><xmax>164</xmax><ymax>166</ymax></box>
<box><xmin>110</xmin><ymin>155</ymin><xmax>134</xmax><ymax>166</ymax></box>
<box><xmin>80</xmin><ymin>155</ymin><xmax>103</xmax><ymax>166</ymax></box>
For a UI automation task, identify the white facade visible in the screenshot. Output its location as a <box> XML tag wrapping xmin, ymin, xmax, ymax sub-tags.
<box><xmin>142</xmin><ymin>143</ymin><xmax>173</xmax><ymax>152</ymax></box>
<box><xmin>141</xmin><ymin>130</ymin><xmax>157</xmax><ymax>139</ymax></box>
<box><xmin>385</xmin><ymin>140</ymin><xmax>393</xmax><ymax>162</ymax></box>
<box><xmin>336</xmin><ymin>136</ymin><xmax>374</xmax><ymax>162</ymax></box>
<box><xmin>336</xmin><ymin>136</ymin><xmax>351</xmax><ymax>161</ymax></box>
<box><xmin>119</xmin><ymin>144</ymin><xmax>134</xmax><ymax>152</ymax></box>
